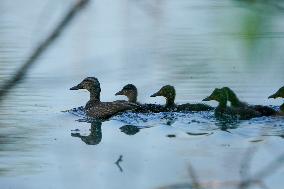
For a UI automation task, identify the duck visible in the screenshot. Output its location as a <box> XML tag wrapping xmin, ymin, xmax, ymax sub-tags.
<box><xmin>221</xmin><ymin>87</ymin><xmax>277</xmax><ymax>116</ymax></box>
<box><xmin>202</xmin><ymin>88</ymin><xmax>261</xmax><ymax>120</ymax></box>
<box><xmin>268</xmin><ymin>86</ymin><xmax>284</xmax><ymax>116</ymax></box>
<box><xmin>70</xmin><ymin>77</ymin><xmax>139</xmax><ymax>120</ymax></box>
<box><xmin>150</xmin><ymin>85</ymin><xmax>213</xmax><ymax>112</ymax></box>
<box><xmin>115</xmin><ymin>84</ymin><xmax>166</xmax><ymax>113</ymax></box>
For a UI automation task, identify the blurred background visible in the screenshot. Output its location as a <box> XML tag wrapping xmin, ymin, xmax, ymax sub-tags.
<box><xmin>0</xmin><ymin>0</ymin><xmax>284</xmax><ymax>189</ymax></box>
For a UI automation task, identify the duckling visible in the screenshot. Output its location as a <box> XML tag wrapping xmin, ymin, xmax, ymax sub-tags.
<box><xmin>268</xmin><ymin>86</ymin><xmax>284</xmax><ymax>116</ymax></box>
<box><xmin>150</xmin><ymin>85</ymin><xmax>213</xmax><ymax>112</ymax></box>
<box><xmin>115</xmin><ymin>84</ymin><xmax>165</xmax><ymax>113</ymax></box>
<box><xmin>221</xmin><ymin>87</ymin><xmax>277</xmax><ymax>116</ymax></box>
<box><xmin>115</xmin><ymin>84</ymin><xmax>138</xmax><ymax>103</ymax></box>
<box><xmin>70</xmin><ymin>77</ymin><xmax>139</xmax><ymax>120</ymax></box>
<box><xmin>202</xmin><ymin>88</ymin><xmax>261</xmax><ymax>120</ymax></box>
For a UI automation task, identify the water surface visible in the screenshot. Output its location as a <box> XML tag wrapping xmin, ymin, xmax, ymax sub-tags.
<box><xmin>0</xmin><ymin>0</ymin><xmax>284</xmax><ymax>188</ymax></box>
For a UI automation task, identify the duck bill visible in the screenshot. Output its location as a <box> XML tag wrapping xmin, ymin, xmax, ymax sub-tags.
<box><xmin>202</xmin><ymin>96</ymin><xmax>211</xmax><ymax>101</ymax></box>
<box><xmin>150</xmin><ymin>92</ymin><xmax>160</xmax><ymax>97</ymax></box>
<box><xmin>115</xmin><ymin>90</ymin><xmax>123</xmax><ymax>96</ymax></box>
<box><xmin>70</xmin><ymin>84</ymin><xmax>83</xmax><ymax>90</ymax></box>
<box><xmin>268</xmin><ymin>93</ymin><xmax>278</xmax><ymax>99</ymax></box>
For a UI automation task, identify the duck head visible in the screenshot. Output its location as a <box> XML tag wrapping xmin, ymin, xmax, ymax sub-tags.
<box><xmin>203</xmin><ymin>88</ymin><xmax>228</xmax><ymax>106</ymax></box>
<box><xmin>220</xmin><ymin>87</ymin><xmax>242</xmax><ymax>107</ymax></box>
<box><xmin>70</xmin><ymin>77</ymin><xmax>101</xmax><ymax>101</ymax></box>
<box><xmin>268</xmin><ymin>86</ymin><xmax>284</xmax><ymax>99</ymax></box>
<box><xmin>115</xmin><ymin>84</ymin><xmax>138</xmax><ymax>103</ymax></box>
<box><xmin>151</xmin><ymin>85</ymin><xmax>176</xmax><ymax>107</ymax></box>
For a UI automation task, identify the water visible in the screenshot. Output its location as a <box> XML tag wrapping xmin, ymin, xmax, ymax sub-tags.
<box><xmin>0</xmin><ymin>0</ymin><xmax>284</xmax><ymax>188</ymax></box>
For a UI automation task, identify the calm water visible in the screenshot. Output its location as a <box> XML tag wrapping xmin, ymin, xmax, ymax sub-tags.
<box><xmin>0</xmin><ymin>0</ymin><xmax>284</xmax><ymax>188</ymax></box>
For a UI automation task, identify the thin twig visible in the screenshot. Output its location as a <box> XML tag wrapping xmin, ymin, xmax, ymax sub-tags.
<box><xmin>0</xmin><ymin>0</ymin><xmax>90</xmax><ymax>100</ymax></box>
<box><xmin>239</xmin><ymin>145</ymin><xmax>258</xmax><ymax>187</ymax></box>
<box><xmin>115</xmin><ymin>155</ymin><xmax>123</xmax><ymax>172</ymax></box>
<box><xmin>187</xmin><ymin>162</ymin><xmax>202</xmax><ymax>189</ymax></box>
<box><xmin>253</xmin><ymin>153</ymin><xmax>284</xmax><ymax>180</ymax></box>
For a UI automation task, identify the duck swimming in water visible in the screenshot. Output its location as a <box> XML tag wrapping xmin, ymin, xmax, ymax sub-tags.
<box><xmin>268</xmin><ymin>86</ymin><xmax>284</xmax><ymax>116</ymax></box>
<box><xmin>221</xmin><ymin>87</ymin><xmax>277</xmax><ymax>116</ymax></box>
<box><xmin>150</xmin><ymin>85</ymin><xmax>213</xmax><ymax>112</ymax></box>
<box><xmin>202</xmin><ymin>88</ymin><xmax>261</xmax><ymax>120</ymax></box>
<box><xmin>115</xmin><ymin>84</ymin><xmax>138</xmax><ymax>103</ymax></box>
<box><xmin>115</xmin><ymin>84</ymin><xmax>166</xmax><ymax>113</ymax></box>
<box><xmin>70</xmin><ymin>77</ymin><xmax>138</xmax><ymax>120</ymax></box>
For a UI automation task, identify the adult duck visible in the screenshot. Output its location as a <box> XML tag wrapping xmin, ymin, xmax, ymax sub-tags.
<box><xmin>115</xmin><ymin>84</ymin><xmax>165</xmax><ymax>113</ymax></box>
<box><xmin>70</xmin><ymin>77</ymin><xmax>138</xmax><ymax>120</ymax></box>
<box><xmin>150</xmin><ymin>85</ymin><xmax>213</xmax><ymax>112</ymax></box>
<box><xmin>268</xmin><ymin>86</ymin><xmax>284</xmax><ymax>116</ymax></box>
<box><xmin>221</xmin><ymin>87</ymin><xmax>276</xmax><ymax>116</ymax></box>
<box><xmin>202</xmin><ymin>88</ymin><xmax>261</xmax><ymax>120</ymax></box>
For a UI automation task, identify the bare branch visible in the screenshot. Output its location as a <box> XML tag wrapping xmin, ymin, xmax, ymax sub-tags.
<box><xmin>0</xmin><ymin>0</ymin><xmax>90</xmax><ymax>100</ymax></box>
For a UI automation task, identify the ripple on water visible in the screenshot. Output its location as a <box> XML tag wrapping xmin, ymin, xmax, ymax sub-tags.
<box><xmin>63</xmin><ymin>106</ymin><xmax>86</xmax><ymax>117</ymax></box>
<box><xmin>65</xmin><ymin>106</ymin><xmax>284</xmax><ymax>139</ymax></box>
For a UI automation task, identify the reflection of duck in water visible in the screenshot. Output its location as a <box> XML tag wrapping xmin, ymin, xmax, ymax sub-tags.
<box><xmin>203</xmin><ymin>88</ymin><xmax>261</xmax><ymax>120</ymax></box>
<box><xmin>70</xmin><ymin>77</ymin><xmax>139</xmax><ymax>120</ymax></box>
<box><xmin>71</xmin><ymin>121</ymin><xmax>102</xmax><ymax>145</ymax></box>
<box><xmin>269</xmin><ymin>86</ymin><xmax>284</xmax><ymax>116</ymax></box>
<box><xmin>214</xmin><ymin>118</ymin><xmax>239</xmax><ymax>132</ymax></box>
<box><xmin>221</xmin><ymin>87</ymin><xmax>276</xmax><ymax>116</ymax></box>
<box><xmin>150</xmin><ymin>85</ymin><xmax>213</xmax><ymax>112</ymax></box>
<box><xmin>115</xmin><ymin>84</ymin><xmax>165</xmax><ymax>113</ymax></box>
<box><xmin>119</xmin><ymin>125</ymin><xmax>140</xmax><ymax>135</ymax></box>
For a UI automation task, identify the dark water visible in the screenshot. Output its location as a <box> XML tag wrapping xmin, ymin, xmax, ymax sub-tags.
<box><xmin>0</xmin><ymin>0</ymin><xmax>284</xmax><ymax>188</ymax></box>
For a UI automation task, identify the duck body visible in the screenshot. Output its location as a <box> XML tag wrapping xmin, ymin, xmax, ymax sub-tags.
<box><xmin>250</xmin><ymin>105</ymin><xmax>276</xmax><ymax>116</ymax></box>
<box><xmin>221</xmin><ymin>87</ymin><xmax>277</xmax><ymax>116</ymax></box>
<box><xmin>203</xmin><ymin>88</ymin><xmax>261</xmax><ymax>120</ymax></box>
<box><xmin>115</xmin><ymin>84</ymin><xmax>166</xmax><ymax>113</ymax></box>
<box><xmin>177</xmin><ymin>103</ymin><xmax>214</xmax><ymax>112</ymax></box>
<box><xmin>231</xmin><ymin>106</ymin><xmax>262</xmax><ymax>120</ymax></box>
<box><xmin>70</xmin><ymin>77</ymin><xmax>138</xmax><ymax>120</ymax></box>
<box><xmin>138</xmin><ymin>103</ymin><xmax>167</xmax><ymax>113</ymax></box>
<box><xmin>150</xmin><ymin>85</ymin><xmax>213</xmax><ymax>112</ymax></box>
<box><xmin>214</xmin><ymin>105</ymin><xmax>261</xmax><ymax>120</ymax></box>
<box><xmin>85</xmin><ymin>100</ymin><xmax>139</xmax><ymax>119</ymax></box>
